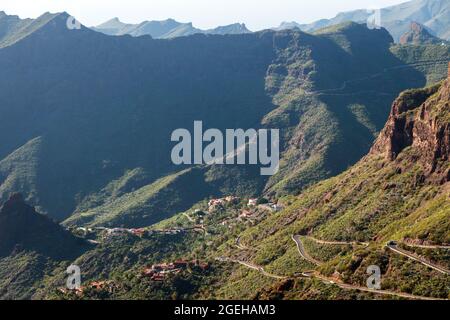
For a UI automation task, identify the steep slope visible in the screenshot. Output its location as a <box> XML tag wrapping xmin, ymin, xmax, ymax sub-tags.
<box><xmin>0</xmin><ymin>12</ymin><xmax>277</xmax><ymax>221</ymax></box>
<box><xmin>35</xmin><ymin>80</ymin><xmax>449</xmax><ymax>300</ymax></box>
<box><xmin>0</xmin><ymin>193</ymin><xmax>87</xmax><ymax>259</ymax></box>
<box><xmin>92</xmin><ymin>17</ymin><xmax>250</xmax><ymax>38</ymax></box>
<box><xmin>27</xmin><ymin>80</ymin><xmax>449</xmax><ymax>301</ymax></box>
<box><xmin>0</xmin><ymin>11</ymin><xmax>59</xmax><ymax>48</ymax></box>
<box><xmin>278</xmin><ymin>0</ymin><xmax>450</xmax><ymax>42</ymax></box>
<box><xmin>263</xmin><ymin>22</ymin><xmax>446</xmax><ymax>197</ymax></box>
<box><xmin>0</xmin><ymin>12</ymin><xmax>448</xmax><ymax>227</ymax></box>
<box><xmin>399</xmin><ymin>22</ymin><xmax>444</xmax><ymax>45</ymax></box>
<box><xmin>223</xmin><ymin>78</ymin><xmax>449</xmax><ymax>299</ymax></box>
<box><xmin>0</xmin><ymin>194</ymin><xmax>89</xmax><ymax>299</ymax></box>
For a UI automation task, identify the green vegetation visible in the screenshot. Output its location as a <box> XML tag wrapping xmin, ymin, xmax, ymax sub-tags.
<box><xmin>1</xmin><ymin>14</ymin><xmax>448</xmax><ymax>228</ymax></box>
<box><xmin>0</xmin><ymin>10</ymin><xmax>448</xmax><ymax>300</ymax></box>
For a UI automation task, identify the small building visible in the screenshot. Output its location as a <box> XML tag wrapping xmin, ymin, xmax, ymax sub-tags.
<box><xmin>151</xmin><ymin>274</ymin><xmax>165</xmax><ymax>281</ymax></box>
<box><xmin>130</xmin><ymin>228</ymin><xmax>146</xmax><ymax>236</ymax></box>
<box><xmin>239</xmin><ymin>210</ymin><xmax>252</xmax><ymax>218</ymax></box>
<box><xmin>224</xmin><ymin>196</ymin><xmax>239</xmax><ymax>203</ymax></box>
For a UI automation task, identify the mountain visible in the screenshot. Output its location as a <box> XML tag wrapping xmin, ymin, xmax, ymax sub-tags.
<box><xmin>0</xmin><ymin>193</ymin><xmax>86</xmax><ymax>259</ymax></box>
<box><xmin>92</xmin><ymin>17</ymin><xmax>251</xmax><ymax>38</ymax></box>
<box><xmin>0</xmin><ymin>9</ymin><xmax>447</xmax><ymax>301</ymax></box>
<box><xmin>205</xmin><ymin>23</ymin><xmax>250</xmax><ymax>35</ymax></box>
<box><xmin>0</xmin><ymin>12</ymin><xmax>448</xmax><ymax>228</ymax></box>
<box><xmin>278</xmin><ymin>0</ymin><xmax>450</xmax><ymax>42</ymax></box>
<box><xmin>0</xmin><ymin>11</ymin><xmax>59</xmax><ymax>48</ymax></box>
<box><xmin>0</xmin><ymin>193</ymin><xmax>88</xmax><ymax>299</ymax></box>
<box><xmin>209</xmin><ymin>77</ymin><xmax>450</xmax><ymax>299</ymax></box>
<box><xmin>36</xmin><ymin>78</ymin><xmax>450</xmax><ymax>301</ymax></box>
<box><xmin>399</xmin><ymin>21</ymin><xmax>445</xmax><ymax>44</ymax></box>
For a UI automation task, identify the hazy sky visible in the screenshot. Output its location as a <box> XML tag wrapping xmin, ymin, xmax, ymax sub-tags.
<box><xmin>0</xmin><ymin>0</ymin><xmax>409</xmax><ymax>30</ymax></box>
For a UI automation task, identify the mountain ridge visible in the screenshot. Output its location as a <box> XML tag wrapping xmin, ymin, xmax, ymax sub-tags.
<box><xmin>278</xmin><ymin>0</ymin><xmax>450</xmax><ymax>42</ymax></box>
<box><xmin>30</xmin><ymin>78</ymin><xmax>450</xmax><ymax>301</ymax></box>
<box><xmin>92</xmin><ymin>16</ymin><xmax>251</xmax><ymax>38</ymax></box>
<box><xmin>0</xmin><ymin>15</ymin><xmax>447</xmax><ymax>227</ymax></box>
<box><xmin>211</xmin><ymin>77</ymin><xmax>450</xmax><ymax>299</ymax></box>
<box><xmin>0</xmin><ymin>193</ymin><xmax>88</xmax><ymax>259</ymax></box>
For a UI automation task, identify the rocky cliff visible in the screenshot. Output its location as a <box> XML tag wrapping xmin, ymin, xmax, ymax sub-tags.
<box><xmin>370</xmin><ymin>76</ymin><xmax>450</xmax><ymax>183</ymax></box>
<box><xmin>399</xmin><ymin>22</ymin><xmax>443</xmax><ymax>45</ymax></box>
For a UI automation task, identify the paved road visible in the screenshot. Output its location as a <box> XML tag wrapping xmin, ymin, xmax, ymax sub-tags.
<box><xmin>386</xmin><ymin>244</ymin><xmax>450</xmax><ymax>275</ymax></box>
<box><xmin>305</xmin><ymin>236</ymin><xmax>369</xmax><ymax>247</ymax></box>
<box><xmin>218</xmin><ymin>236</ymin><xmax>448</xmax><ymax>300</ymax></box>
<box><xmin>216</xmin><ymin>257</ymin><xmax>287</xmax><ymax>280</ymax></box>
<box><xmin>292</xmin><ymin>235</ymin><xmax>446</xmax><ymax>300</ymax></box>
<box><xmin>292</xmin><ymin>235</ymin><xmax>324</xmax><ymax>266</ymax></box>
<box><xmin>235</xmin><ymin>236</ymin><xmax>247</xmax><ymax>250</ymax></box>
<box><xmin>182</xmin><ymin>212</ymin><xmax>195</xmax><ymax>223</ymax></box>
<box><xmin>402</xmin><ymin>242</ymin><xmax>450</xmax><ymax>250</ymax></box>
<box><xmin>310</xmin><ymin>272</ymin><xmax>444</xmax><ymax>301</ymax></box>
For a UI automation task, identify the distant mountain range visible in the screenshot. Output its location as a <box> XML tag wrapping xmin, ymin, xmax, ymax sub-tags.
<box><xmin>92</xmin><ymin>17</ymin><xmax>251</xmax><ymax>38</ymax></box>
<box><xmin>277</xmin><ymin>0</ymin><xmax>450</xmax><ymax>42</ymax></box>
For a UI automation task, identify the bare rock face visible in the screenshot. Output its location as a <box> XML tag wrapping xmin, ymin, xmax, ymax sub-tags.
<box><xmin>413</xmin><ymin>81</ymin><xmax>450</xmax><ymax>174</ymax></box>
<box><xmin>370</xmin><ymin>78</ymin><xmax>450</xmax><ymax>181</ymax></box>
<box><xmin>399</xmin><ymin>22</ymin><xmax>442</xmax><ymax>45</ymax></box>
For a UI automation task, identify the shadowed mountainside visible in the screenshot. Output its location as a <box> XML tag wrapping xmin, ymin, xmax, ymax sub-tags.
<box><xmin>0</xmin><ymin>12</ymin><xmax>448</xmax><ymax>228</ymax></box>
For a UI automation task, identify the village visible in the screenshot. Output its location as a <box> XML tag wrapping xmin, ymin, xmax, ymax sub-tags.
<box><xmin>142</xmin><ymin>259</ymin><xmax>209</xmax><ymax>281</ymax></box>
<box><xmin>202</xmin><ymin>196</ymin><xmax>283</xmax><ymax>228</ymax></box>
<box><xmin>59</xmin><ymin>280</ymin><xmax>117</xmax><ymax>297</ymax></box>
<box><xmin>59</xmin><ymin>195</ymin><xmax>284</xmax><ymax>296</ymax></box>
<box><xmin>71</xmin><ymin>224</ymin><xmax>206</xmax><ymax>242</ymax></box>
<box><xmin>69</xmin><ymin>195</ymin><xmax>282</xmax><ymax>243</ymax></box>
<box><xmin>208</xmin><ymin>196</ymin><xmax>282</xmax><ymax>213</ymax></box>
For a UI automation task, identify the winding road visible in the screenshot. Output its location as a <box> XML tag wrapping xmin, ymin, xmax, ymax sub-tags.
<box><xmin>309</xmin><ymin>272</ymin><xmax>443</xmax><ymax>301</ymax></box>
<box><xmin>292</xmin><ymin>235</ymin><xmax>324</xmax><ymax>266</ymax></box>
<box><xmin>182</xmin><ymin>212</ymin><xmax>195</xmax><ymax>223</ymax></box>
<box><xmin>215</xmin><ymin>257</ymin><xmax>287</xmax><ymax>280</ymax></box>
<box><xmin>402</xmin><ymin>242</ymin><xmax>450</xmax><ymax>250</ymax></box>
<box><xmin>386</xmin><ymin>243</ymin><xmax>450</xmax><ymax>275</ymax></box>
<box><xmin>304</xmin><ymin>236</ymin><xmax>369</xmax><ymax>247</ymax></box>
<box><xmin>216</xmin><ymin>234</ymin><xmax>448</xmax><ymax>300</ymax></box>
<box><xmin>291</xmin><ymin>235</ymin><xmax>447</xmax><ymax>300</ymax></box>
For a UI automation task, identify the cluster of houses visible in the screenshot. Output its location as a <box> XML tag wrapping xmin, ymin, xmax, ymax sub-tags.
<box><xmin>59</xmin><ymin>280</ymin><xmax>116</xmax><ymax>296</ymax></box>
<box><xmin>208</xmin><ymin>196</ymin><xmax>240</xmax><ymax>211</ymax></box>
<box><xmin>143</xmin><ymin>260</ymin><xmax>209</xmax><ymax>281</ymax></box>
<box><xmin>258</xmin><ymin>203</ymin><xmax>283</xmax><ymax>212</ymax></box>
<box><xmin>247</xmin><ymin>198</ymin><xmax>283</xmax><ymax>211</ymax></box>
<box><xmin>75</xmin><ymin>226</ymin><xmax>191</xmax><ymax>238</ymax></box>
<box><xmin>105</xmin><ymin>228</ymin><xmax>147</xmax><ymax>237</ymax></box>
<box><xmin>217</xmin><ymin>200</ymin><xmax>284</xmax><ymax>228</ymax></box>
<box><xmin>208</xmin><ymin>196</ymin><xmax>282</xmax><ymax>211</ymax></box>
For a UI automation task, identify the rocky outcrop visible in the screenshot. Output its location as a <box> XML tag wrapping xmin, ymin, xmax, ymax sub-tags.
<box><xmin>370</xmin><ymin>77</ymin><xmax>450</xmax><ymax>182</ymax></box>
<box><xmin>399</xmin><ymin>22</ymin><xmax>442</xmax><ymax>45</ymax></box>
